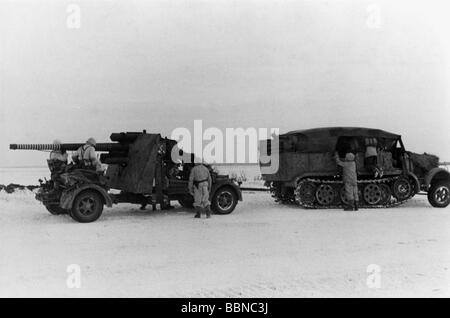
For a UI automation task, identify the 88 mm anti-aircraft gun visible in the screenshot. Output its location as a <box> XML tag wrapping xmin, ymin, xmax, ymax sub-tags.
<box><xmin>10</xmin><ymin>131</ymin><xmax>242</xmax><ymax>222</ymax></box>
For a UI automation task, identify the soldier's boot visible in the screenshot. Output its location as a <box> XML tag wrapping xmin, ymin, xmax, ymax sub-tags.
<box><xmin>194</xmin><ymin>207</ymin><xmax>201</xmax><ymax>218</ymax></box>
<box><xmin>354</xmin><ymin>201</ymin><xmax>359</xmax><ymax>211</ymax></box>
<box><xmin>344</xmin><ymin>200</ymin><xmax>354</xmax><ymax>211</ymax></box>
<box><xmin>205</xmin><ymin>205</ymin><xmax>211</xmax><ymax>218</ymax></box>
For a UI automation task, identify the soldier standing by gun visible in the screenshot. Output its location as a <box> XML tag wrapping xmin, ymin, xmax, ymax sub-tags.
<box><xmin>72</xmin><ymin>137</ymin><xmax>102</xmax><ymax>172</ymax></box>
<box><xmin>188</xmin><ymin>156</ymin><xmax>212</xmax><ymax>218</ymax></box>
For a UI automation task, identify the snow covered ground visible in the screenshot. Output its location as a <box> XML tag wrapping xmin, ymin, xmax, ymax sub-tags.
<box><xmin>0</xmin><ymin>189</ymin><xmax>449</xmax><ymax>297</ymax></box>
<box><xmin>0</xmin><ymin>167</ymin><xmax>449</xmax><ymax>297</ymax></box>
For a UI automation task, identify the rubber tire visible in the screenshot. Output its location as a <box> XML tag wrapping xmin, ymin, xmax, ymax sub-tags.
<box><xmin>427</xmin><ymin>180</ymin><xmax>450</xmax><ymax>208</ymax></box>
<box><xmin>178</xmin><ymin>197</ymin><xmax>194</xmax><ymax>208</ymax></box>
<box><xmin>45</xmin><ymin>205</ymin><xmax>69</xmax><ymax>215</ymax></box>
<box><xmin>70</xmin><ymin>190</ymin><xmax>104</xmax><ymax>223</ymax></box>
<box><xmin>211</xmin><ymin>186</ymin><xmax>238</xmax><ymax>215</ymax></box>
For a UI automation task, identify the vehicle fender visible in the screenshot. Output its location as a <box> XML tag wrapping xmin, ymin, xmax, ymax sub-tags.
<box><xmin>60</xmin><ymin>184</ymin><xmax>113</xmax><ymax>210</ymax></box>
<box><xmin>210</xmin><ymin>182</ymin><xmax>243</xmax><ymax>201</ymax></box>
<box><xmin>425</xmin><ymin>168</ymin><xmax>450</xmax><ymax>189</ymax></box>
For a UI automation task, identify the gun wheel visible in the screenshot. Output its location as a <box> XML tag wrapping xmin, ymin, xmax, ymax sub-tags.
<box><xmin>70</xmin><ymin>190</ymin><xmax>104</xmax><ymax>223</ymax></box>
<box><xmin>212</xmin><ymin>186</ymin><xmax>237</xmax><ymax>214</ymax></box>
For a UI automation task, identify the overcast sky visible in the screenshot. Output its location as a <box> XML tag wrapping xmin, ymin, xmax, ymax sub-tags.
<box><xmin>1</xmin><ymin>0</ymin><xmax>449</xmax><ymax>166</ymax></box>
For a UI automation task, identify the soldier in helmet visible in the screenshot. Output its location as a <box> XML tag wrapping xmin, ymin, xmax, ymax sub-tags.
<box><xmin>364</xmin><ymin>137</ymin><xmax>383</xmax><ymax>178</ymax></box>
<box><xmin>188</xmin><ymin>155</ymin><xmax>212</xmax><ymax>218</ymax></box>
<box><xmin>49</xmin><ymin>139</ymin><xmax>69</xmax><ymax>179</ymax></box>
<box><xmin>49</xmin><ymin>139</ymin><xmax>68</xmax><ymax>163</ymax></box>
<box><xmin>72</xmin><ymin>137</ymin><xmax>102</xmax><ymax>172</ymax></box>
<box><xmin>335</xmin><ymin>152</ymin><xmax>359</xmax><ymax>211</ymax></box>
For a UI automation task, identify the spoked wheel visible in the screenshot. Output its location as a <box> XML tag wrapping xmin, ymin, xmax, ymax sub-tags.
<box><xmin>212</xmin><ymin>187</ymin><xmax>237</xmax><ymax>214</ymax></box>
<box><xmin>315</xmin><ymin>184</ymin><xmax>336</xmax><ymax>206</ymax></box>
<box><xmin>295</xmin><ymin>180</ymin><xmax>317</xmax><ymax>205</ymax></box>
<box><xmin>379</xmin><ymin>184</ymin><xmax>392</xmax><ymax>205</ymax></box>
<box><xmin>363</xmin><ymin>184</ymin><xmax>382</xmax><ymax>205</ymax></box>
<box><xmin>392</xmin><ymin>177</ymin><xmax>412</xmax><ymax>201</ymax></box>
<box><xmin>428</xmin><ymin>181</ymin><xmax>450</xmax><ymax>208</ymax></box>
<box><xmin>70</xmin><ymin>190</ymin><xmax>104</xmax><ymax>223</ymax></box>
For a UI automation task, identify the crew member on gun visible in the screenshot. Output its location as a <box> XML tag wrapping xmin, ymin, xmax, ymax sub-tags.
<box><xmin>72</xmin><ymin>137</ymin><xmax>102</xmax><ymax>172</ymax></box>
<box><xmin>49</xmin><ymin>139</ymin><xmax>69</xmax><ymax>179</ymax></box>
<box><xmin>49</xmin><ymin>139</ymin><xmax>68</xmax><ymax>163</ymax></box>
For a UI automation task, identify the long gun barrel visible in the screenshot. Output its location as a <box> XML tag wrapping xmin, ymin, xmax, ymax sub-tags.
<box><xmin>9</xmin><ymin>131</ymin><xmax>150</xmax><ymax>166</ymax></box>
<box><xmin>9</xmin><ymin>143</ymin><xmax>128</xmax><ymax>152</ymax></box>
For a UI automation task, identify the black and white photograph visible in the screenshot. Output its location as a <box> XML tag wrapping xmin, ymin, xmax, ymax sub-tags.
<box><xmin>1</xmin><ymin>0</ymin><xmax>449</xmax><ymax>302</ymax></box>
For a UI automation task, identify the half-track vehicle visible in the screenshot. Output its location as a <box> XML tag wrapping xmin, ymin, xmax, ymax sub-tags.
<box><xmin>10</xmin><ymin>131</ymin><xmax>242</xmax><ymax>222</ymax></box>
<box><xmin>259</xmin><ymin>127</ymin><xmax>450</xmax><ymax>209</ymax></box>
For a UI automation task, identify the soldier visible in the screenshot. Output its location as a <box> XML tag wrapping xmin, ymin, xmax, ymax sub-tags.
<box><xmin>364</xmin><ymin>137</ymin><xmax>383</xmax><ymax>178</ymax></box>
<box><xmin>49</xmin><ymin>139</ymin><xmax>68</xmax><ymax>180</ymax></box>
<box><xmin>72</xmin><ymin>137</ymin><xmax>102</xmax><ymax>172</ymax></box>
<box><xmin>49</xmin><ymin>139</ymin><xmax>68</xmax><ymax>163</ymax></box>
<box><xmin>335</xmin><ymin>152</ymin><xmax>359</xmax><ymax>211</ymax></box>
<box><xmin>188</xmin><ymin>157</ymin><xmax>212</xmax><ymax>218</ymax></box>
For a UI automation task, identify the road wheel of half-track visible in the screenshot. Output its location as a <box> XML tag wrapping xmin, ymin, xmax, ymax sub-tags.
<box><xmin>363</xmin><ymin>183</ymin><xmax>382</xmax><ymax>205</ymax></box>
<box><xmin>315</xmin><ymin>184</ymin><xmax>336</xmax><ymax>206</ymax></box>
<box><xmin>392</xmin><ymin>177</ymin><xmax>412</xmax><ymax>201</ymax></box>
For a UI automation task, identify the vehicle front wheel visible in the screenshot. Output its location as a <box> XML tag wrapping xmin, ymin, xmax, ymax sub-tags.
<box><xmin>70</xmin><ymin>190</ymin><xmax>104</xmax><ymax>223</ymax></box>
<box><xmin>211</xmin><ymin>187</ymin><xmax>238</xmax><ymax>215</ymax></box>
<box><xmin>45</xmin><ymin>205</ymin><xmax>69</xmax><ymax>215</ymax></box>
<box><xmin>428</xmin><ymin>181</ymin><xmax>450</xmax><ymax>208</ymax></box>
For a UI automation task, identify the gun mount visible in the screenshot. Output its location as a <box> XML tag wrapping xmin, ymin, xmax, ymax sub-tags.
<box><xmin>9</xmin><ymin>130</ymin><xmax>242</xmax><ymax>222</ymax></box>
